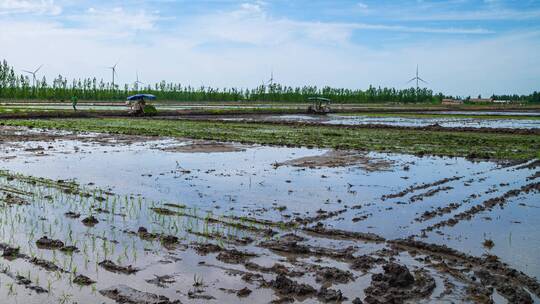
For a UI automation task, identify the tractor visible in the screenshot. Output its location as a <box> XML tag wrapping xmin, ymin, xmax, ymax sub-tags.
<box><xmin>307</xmin><ymin>97</ymin><xmax>331</xmax><ymax>114</ymax></box>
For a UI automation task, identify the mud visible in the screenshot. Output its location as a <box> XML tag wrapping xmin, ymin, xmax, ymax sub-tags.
<box><xmin>317</xmin><ymin>286</ymin><xmax>347</xmax><ymax>302</ymax></box>
<box><xmin>159</xmin><ymin>140</ymin><xmax>246</xmax><ymax>153</ymax></box>
<box><xmin>304</xmin><ymin>223</ymin><xmax>386</xmax><ymax>242</ymax></box>
<box><xmin>35</xmin><ymin>236</ymin><xmax>65</xmax><ymax>250</ymax></box>
<box><xmin>312</xmin><ymin>265</ymin><xmax>355</xmax><ymax>284</ymax></box>
<box><xmin>73</xmin><ymin>274</ymin><xmax>96</xmax><ymax>286</ymax></box>
<box><xmin>389</xmin><ymin>239</ymin><xmax>540</xmax><ymax>298</ymax></box>
<box><xmin>364</xmin><ymin>263</ymin><xmax>435</xmax><ymax>304</ymax></box>
<box><xmin>100</xmin><ymin>285</ymin><xmax>181</xmax><ymax>304</ymax></box>
<box><xmin>275</xmin><ymin>150</ymin><xmax>393</xmax><ymax>171</ymax></box>
<box><xmin>350</xmin><ymin>255</ymin><xmax>386</xmax><ymax>272</ymax></box>
<box><xmin>29</xmin><ymin>257</ymin><xmax>65</xmax><ymax>272</ymax></box>
<box><xmin>81</xmin><ymin>215</ymin><xmax>99</xmax><ymax>226</ymax></box>
<box><xmin>166</xmin><ymin>116</ymin><xmax>540</xmax><ymax>135</ymax></box>
<box><xmin>244</xmin><ymin>262</ymin><xmax>304</xmax><ymax>277</ymax></box>
<box><xmin>424</xmin><ymin>181</ymin><xmax>540</xmax><ymax>232</ymax></box>
<box><xmin>0</xmin><ymin>267</ymin><xmax>48</xmax><ymax>294</ymax></box>
<box><xmin>146</xmin><ymin>275</ymin><xmax>176</xmax><ymax>288</ymax></box>
<box><xmin>1</xmin><ymin>126</ymin><xmax>540</xmax><ymax>303</ymax></box>
<box><xmin>415</xmin><ymin>202</ymin><xmax>462</xmax><ymax>222</ymax></box>
<box><xmin>381</xmin><ymin>176</ymin><xmax>462</xmax><ymax>200</ymax></box>
<box><xmin>216</xmin><ymin>248</ymin><xmax>258</xmax><ymax>264</ymax></box>
<box><xmin>269</xmin><ymin>274</ymin><xmax>317</xmax><ymax>298</ymax></box>
<box><xmin>409</xmin><ymin>186</ymin><xmax>453</xmax><ymax>202</ymax></box>
<box><xmin>1</xmin><ymin>193</ymin><xmax>29</xmax><ymax>206</ymax></box>
<box><xmin>293</xmin><ymin>209</ymin><xmax>348</xmax><ymax>225</ymax></box>
<box><xmin>98</xmin><ymin>260</ymin><xmax>139</xmax><ymax>274</ymax></box>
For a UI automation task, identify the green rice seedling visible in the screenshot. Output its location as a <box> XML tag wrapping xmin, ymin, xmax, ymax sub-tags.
<box><xmin>7</xmin><ymin>282</ymin><xmax>16</xmax><ymax>296</ymax></box>
<box><xmin>58</xmin><ymin>292</ymin><xmax>73</xmax><ymax>304</ymax></box>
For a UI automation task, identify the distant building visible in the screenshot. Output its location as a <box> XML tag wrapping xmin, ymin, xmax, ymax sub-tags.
<box><xmin>469</xmin><ymin>98</ymin><xmax>494</xmax><ymax>103</ymax></box>
<box><xmin>442</xmin><ymin>98</ymin><xmax>463</xmax><ymax>105</ymax></box>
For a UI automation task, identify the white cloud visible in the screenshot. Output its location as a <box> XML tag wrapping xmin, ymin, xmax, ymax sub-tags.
<box><xmin>357</xmin><ymin>2</ymin><xmax>368</xmax><ymax>10</ymax></box>
<box><xmin>0</xmin><ymin>0</ymin><xmax>61</xmax><ymax>15</ymax></box>
<box><xmin>239</xmin><ymin>2</ymin><xmax>264</xmax><ymax>14</ymax></box>
<box><xmin>182</xmin><ymin>4</ymin><xmax>492</xmax><ymax>48</ymax></box>
<box><xmin>398</xmin><ymin>7</ymin><xmax>540</xmax><ymax>21</ymax></box>
<box><xmin>79</xmin><ymin>7</ymin><xmax>159</xmax><ymax>32</ymax></box>
<box><xmin>0</xmin><ymin>3</ymin><xmax>538</xmax><ymax>97</ymax></box>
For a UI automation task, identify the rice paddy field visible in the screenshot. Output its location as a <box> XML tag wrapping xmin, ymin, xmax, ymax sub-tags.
<box><xmin>0</xmin><ymin>106</ymin><xmax>539</xmax><ymax>304</ymax></box>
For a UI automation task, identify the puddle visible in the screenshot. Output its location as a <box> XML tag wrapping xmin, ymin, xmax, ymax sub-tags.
<box><xmin>196</xmin><ymin>113</ymin><xmax>540</xmax><ymax>129</ymax></box>
<box><xmin>323</xmin><ymin>114</ymin><xmax>540</xmax><ymax>129</ymax></box>
<box><xmin>0</xmin><ymin>126</ymin><xmax>539</xmax><ymax>303</ymax></box>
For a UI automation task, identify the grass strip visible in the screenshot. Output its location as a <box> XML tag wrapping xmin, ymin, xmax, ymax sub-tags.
<box><xmin>1</xmin><ymin>118</ymin><xmax>539</xmax><ymax>160</ymax></box>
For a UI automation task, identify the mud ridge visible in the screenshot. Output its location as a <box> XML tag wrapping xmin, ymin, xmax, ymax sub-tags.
<box><xmin>424</xmin><ymin>182</ymin><xmax>540</xmax><ymax>232</ymax></box>
<box><xmin>389</xmin><ymin>239</ymin><xmax>540</xmax><ymax>298</ymax></box>
<box><xmin>381</xmin><ymin>176</ymin><xmax>462</xmax><ymax>200</ymax></box>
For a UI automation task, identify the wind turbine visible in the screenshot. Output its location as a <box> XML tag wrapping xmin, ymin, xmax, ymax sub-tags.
<box><xmin>22</xmin><ymin>64</ymin><xmax>43</xmax><ymax>88</ymax></box>
<box><xmin>267</xmin><ymin>70</ymin><xmax>274</xmax><ymax>86</ymax></box>
<box><xmin>407</xmin><ymin>64</ymin><xmax>427</xmax><ymax>92</ymax></box>
<box><xmin>107</xmin><ymin>62</ymin><xmax>118</xmax><ymax>88</ymax></box>
<box><xmin>407</xmin><ymin>65</ymin><xmax>427</xmax><ymax>102</ymax></box>
<box><xmin>134</xmin><ymin>70</ymin><xmax>145</xmax><ymax>91</ymax></box>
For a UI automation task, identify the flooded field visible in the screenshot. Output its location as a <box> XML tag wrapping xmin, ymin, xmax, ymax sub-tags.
<box><xmin>0</xmin><ymin>104</ymin><xmax>305</xmax><ymax>112</ymax></box>
<box><xmin>0</xmin><ymin>125</ymin><xmax>539</xmax><ymax>303</ymax></box>
<box><xmin>219</xmin><ymin>113</ymin><xmax>540</xmax><ymax>129</ymax></box>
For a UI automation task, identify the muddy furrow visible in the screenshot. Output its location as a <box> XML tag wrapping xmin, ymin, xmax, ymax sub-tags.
<box><xmin>423</xmin><ymin>181</ymin><xmax>540</xmax><ymax>232</ymax></box>
<box><xmin>381</xmin><ymin>176</ymin><xmax>463</xmax><ymax>200</ymax></box>
<box><xmin>389</xmin><ymin>239</ymin><xmax>540</xmax><ymax>299</ymax></box>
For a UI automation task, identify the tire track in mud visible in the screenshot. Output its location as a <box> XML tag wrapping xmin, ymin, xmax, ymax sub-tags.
<box><xmin>423</xmin><ymin>182</ymin><xmax>540</xmax><ymax>233</ymax></box>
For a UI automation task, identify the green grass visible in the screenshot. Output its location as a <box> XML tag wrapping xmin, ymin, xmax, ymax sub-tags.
<box><xmin>1</xmin><ymin>118</ymin><xmax>539</xmax><ymax>160</ymax></box>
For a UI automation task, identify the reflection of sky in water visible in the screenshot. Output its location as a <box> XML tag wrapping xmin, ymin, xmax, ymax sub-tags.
<box><xmin>1</xmin><ymin>136</ymin><xmax>539</xmax><ymax>279</ymax></box>
<box><xmin>324</xmin><ymin>114</ymin><xmax>540</xmax><ymax>129</ymax></box>
<box><xmin>423</xmin><ymin>111</ymin><xmax>540</xmax><ymax>116</ymax></box>
<box><xmin>221</xmin><ymin>113</ymin><xmax>540</xmax><ymax>129</ymax></box>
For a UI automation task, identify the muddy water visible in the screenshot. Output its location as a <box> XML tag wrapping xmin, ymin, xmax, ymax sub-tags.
<box><xmin>233</xmin><ymin>113</ymin><xmax>540</xmax><ymax>129</ymax></box>
<box><xmin>425</xmin><ymin>111</ymin><xmax>540</xmax><ymax>116</ymax></box>
<box><xmin>323</xmin><ymin>114</ymin><xmax>540</xmax><ymax>129</ymax></box>
<box><xmin>1</xmin><ymin>126</ymin><xmax>539</xmax><ymax>303</ymax></box>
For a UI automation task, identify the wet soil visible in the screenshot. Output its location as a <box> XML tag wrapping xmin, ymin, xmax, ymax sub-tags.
<box><xmin>100</xmin><ymin>285</ymin><xmax>181</xmax><ymax>304</ymax></box>
<box><xmin>274</xmin><ymin>150</ymin><xmax>393</xmax><ymax>170</ymax></box>
<box><xmin>159</xmin><ymin>141</ymin><xmax>246</xmax><ymax>153</ymax></box>
<box><xmin>98</xmin><ymin>260</ymin><xmax>139</xmax><ymax>274</ymax></box>
<box><xmin>162</xmin><ymin>116</ymin><xmax>540</xmax><ymax>135</ymax></box>
<box><xmin>0</xmin><ymin>126</ymin><xmax>539</xmax><ymax>303</ymax></box>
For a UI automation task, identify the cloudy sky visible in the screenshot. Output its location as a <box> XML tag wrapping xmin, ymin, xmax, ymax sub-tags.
<box><xmin>1</xmin><ymin>0</ymin><xmax>539</xmax><ymax>96</ymax></box>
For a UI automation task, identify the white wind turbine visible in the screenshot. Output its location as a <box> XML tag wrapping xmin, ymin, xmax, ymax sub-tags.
<box><xmin>107</xmin><ymin>61</ymin><xmax>119</xmax><ymax>88</ymax></box>
<box><xmin>22</xmin><ymin>64</ymin><xmax>43</xmax><ymax>88</ymax></box>
<box><xmin>407</xmin><ymin>64</ymin><xmax>428</xmax><ymax>102</ymax></box>
<box><xmin>134</xmin><ymin>70</ymin><xmax>145</xmax><ymax>91</ymax></box>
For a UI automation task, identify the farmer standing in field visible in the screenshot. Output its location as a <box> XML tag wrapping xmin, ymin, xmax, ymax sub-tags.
<box><xmin>71</xmin><ymin>96</ymin><xmax>78</xmax><ymax>111</ymax></box>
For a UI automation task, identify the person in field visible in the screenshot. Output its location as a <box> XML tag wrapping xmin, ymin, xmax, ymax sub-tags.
<box><xmin>71</xmin><ymin>96</ymin><xmax>78</xmax><ymax>111</ymax></box>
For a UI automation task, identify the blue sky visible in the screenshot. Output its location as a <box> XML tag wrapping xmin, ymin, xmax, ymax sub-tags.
<box><xmin>1</xmin><ymin>0</ymin><xmax>539</xmax><ymax>96</ymax></box>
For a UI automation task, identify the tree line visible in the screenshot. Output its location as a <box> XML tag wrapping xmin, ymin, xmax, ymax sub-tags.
<box><xmin>490</xmin><ymin>92</ymin><xmax>540</xmax><ymax>103</ymax></box>
<box><xmin>1</xmin><ymin>59</ymin><xmax>536</xmax><ymax>103</ymax></box>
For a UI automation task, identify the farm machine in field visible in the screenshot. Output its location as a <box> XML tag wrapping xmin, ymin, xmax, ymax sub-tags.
<box><xmin>126</xmin><ymin>94</ymin><xmax>158</xmax><ymax>116</ymax></box>
<box><xmin>307</xmin><ymin>97</ymin><xmax>331</xmax><ymax>114</ymax></box>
